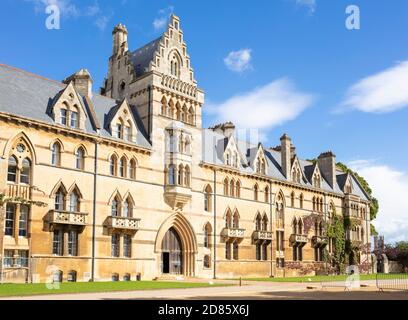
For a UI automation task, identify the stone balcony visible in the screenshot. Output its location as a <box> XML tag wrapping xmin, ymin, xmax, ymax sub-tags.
<box><xmin>105</xmin><ymin>216</ymin><xmax>141</xmax><ymax>232</ymax></box>
<box><xmin>252</xmin><ymin>230</ymin><xmax>273</xmax><ymax>242</ymax></box>
<box><xmin>312</xmin><ymin>235</ymin><xmax>328</xmax><ymax>247</ymax></box>
<box><xmin>164</xmin><ymin>185</ymin><xmax>192</xmax><ymax>210</ymax></box>
<box><xmin>5</xmin><ymin>183</ymin><xmax>31</xmax><ymax>201</ymax></box>
<box><xmin>47</xmin><ymin>210</ymin><xmax>87</xmax><ymax>226</ymax></box>
<box><xmin>221</xmin><ymin>228</ymin><xmax>245</xmax><ymax>240</ymax></box>
<box><xmin>289</xmin><ymin>234</ymin><xmax>308</xmax><ymax>245</ymax></box>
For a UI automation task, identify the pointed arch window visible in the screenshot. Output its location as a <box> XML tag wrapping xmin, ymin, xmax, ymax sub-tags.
<box><xmin>75</xmin><ymin>147</ymin><xmax>85</xmax><ymax>170</ymax></box>
<box><xmin>168</xmin><ymin>164</ymin><xmax>176</xmax><ymax>185</ymax></box>
<box><xmin>233</xmin><ymin>211</ymin><xmax>240</xmax><ymax>229</ymax></box>
<box><xmin>225</xmin><ymin>210</ymin><xmax>232</xmax><ymax>229</ymax></box>
<box><xmin>204</xmin><ymin>185</ymin><xmax>213</xmax><ymax>212</ymax></box>
<box><xmin>69</xmin><ymin>190</ymin><xmax>80</xmax><ymax>212</ymax></box>
<box><xmin>235</xmin><ymin>180</ymin><xmax>241</xmax><ymax>198</ymax></box>
<box><xmin>123</xmin><ymin>198</ymin><xmax>132</xmax><ymax>218</ymax></box>
<box><xmin>7</xmin><ymin>156</ymin><xmax>18</xmax><ymax>183</ymax></box>
<box><xmin>178</xmin><ymin>164</ymin><xmax>184</xmax><ymax>185</ymax></box>
<box><xmin>300</xmin><ymin>193</ymin><xmax>304</xmax><ymax>209</ymax></box>
<box><xmin>291</xmin><ymin>192</ymin><xmax>295</xmax><ymax>207</ymax></box>
<box><xmin>293</xmin><ymin>219</ymin><xmax>298</xmax><ymax>235</ymax></box>
<box><xmin>229</xmin><ymin>179</ymin><xmax>235</xmax><ymax>197</ymax></box>
<box><xmin>264</xmin><ymin>186</ymin><xmax>269</xmax><ymax>203</ymax></box>
<box><xmin>60</xmin><ymin>108</ymin><xmax>68</xmax><ymax>125</ymax></box>
<box><xmin>55</xmin><ymin>188</ymin><xmax>65</xmax><ymax>211</ymax></box>
<box><xmin>262</xmin><ymin>215</ymin><xmax>268</xmax><ymax>231</ymax></box>
<box><xmin>51</xmin><ymin>143</ymin><xmax>61</xmax><ymax>166</ymax></box>
<box><xmin>298</xmin><ymin>219</ymin><xmax>303</xmax><ymax>235</ymax></box>
<box><xmin>129</xmin><ymin>159</ymin><xmax>137</xmax><ymax>180</ymax></box>
<box><xmin>119</xmin><ymin>157</ymin><xmax>126</xmax><ymax>178</ymax></box>
<box><xmin>111</xmin><ymin>197</ymin><xmax>120</xmax><ymax>217</ymax></box>
<box><xmin>70</xmin><ymin>106</ymin><xmax>79</xmax><ymax>128</ymax></box>
<box><xmin>255</xmin><ymin>214</ymin><xmax>262</xmax><ymax>231</ymax></box>
<box><xmin>184</xmin><ymin>165</ymin><xmax>191</xmax><ymax>187</ymax></box>
<box><xmin>110</xmin><ymin>155</ymin><xmax>117</xmax><ymax>176</ymax></box>
<box><xmin>254</xmin><ymin>184</ymin><xmax>259</xmax><ymax>201</ymax></box>
<box><xmin>223</xmin><ymin>178</ymin><xmax>229</xmax><ymax>196</ymax></box>
<box><xmin>204</xmin><ymin>223</ymin><xmax>212</xmax><ymax>249</ymax></box>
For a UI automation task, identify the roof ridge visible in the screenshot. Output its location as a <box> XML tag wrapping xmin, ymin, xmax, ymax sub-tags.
<box><xmin>0</xmin><ymin>63</ymin><xmax>65</xmax><ymax>86</ymax></box>
<box><xmin>0</xmin><ymin>63</ymin><xmax>118</xmax><ymax>103</ymax></box>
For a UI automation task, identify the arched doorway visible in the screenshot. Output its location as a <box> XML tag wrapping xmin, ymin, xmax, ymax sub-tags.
<box><xmin>161</xmin><ymin>228</ymin><xmax>183</xmax><ymax>275</ymax></box>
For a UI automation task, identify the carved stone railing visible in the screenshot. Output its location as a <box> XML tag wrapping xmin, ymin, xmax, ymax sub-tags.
<box><xmin>47</xmin><ymin>210</ymin><xmax>87</xmax><ymax>226</ymax></box>
<box><xmin>6</xmin><ymin>183</ymin><xmax>31</xmax><ymax>201</ymax></box>
<box><xmin>312</xmin><ymin>235</ymin><xmax>328</xmax><ymax>247</ymax></box>
<box><xmin>221</xmin><ymin>228</ymin><xmax>245</xmax><ymax>239</ymax></box>
<box><xmin>289</xmin><ymin>234</ymin><xmax>308</xmax><ymax>245</ymax></box>
<box><xmin>161</xmin><ymin>75</ymin><xmax>197</xmax><ymax>98</ymax></box>
<box><xmin>105</xmin><ymin>216</ymin><xmax>141</xmax><ymax>231</ymax></box>
<box><xmin>253</xmin><ymin>230</ymin><xmax>273</xmax><ymax>241</ymax></box>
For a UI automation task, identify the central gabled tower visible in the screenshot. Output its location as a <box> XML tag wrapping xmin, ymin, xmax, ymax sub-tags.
<box><xmin>102</xmin><ymin>14</ymin><xmax>205</xmax><ymax>189</ymax></box>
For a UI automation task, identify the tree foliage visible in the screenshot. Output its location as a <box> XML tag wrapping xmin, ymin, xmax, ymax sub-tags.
<box><xmin>384</xmin><ymin>242</ymin><xmax>408</xmax><ymax>269</ymax></box>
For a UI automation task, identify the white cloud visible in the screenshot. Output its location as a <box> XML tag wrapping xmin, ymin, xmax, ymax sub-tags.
<box><xmin>206</xmin><ymin>78</ymin><xmax>315</xmax><ymax>129</ymax></box>
<box><xmin>153</xmin><ymin>6</ymin><xmax>174</xmax><ymax>31</ymax></box>
<box><xmin>295</xmin><ymin>0</ymin><xmax>316</xmax><ymax>14</ymax></box>
<box><xmin>224</xmin><ymin>49</ymin><xmax>252</xmax><ymax>73</ymax></box>
<box><xmin>339</xmin><ymin>60</ymin><xmax>408</xmax><ymax>114</ymax></box>
<box><xmin>94</xmin><ymin>15</ymin><xmax>110</xmax><ymax>31</ymax></box>
<box><xmin>26</xmin><ymin>0</ymin><xmax>79</xmax><ymax>17</ymax></box>
<box><xmin>348</xmin><ymin>160</ymin><xmax>408</xmax><ymax>243</ymax></box>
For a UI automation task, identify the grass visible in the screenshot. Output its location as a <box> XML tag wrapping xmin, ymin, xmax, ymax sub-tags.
<box><xmin>244</xmin><ymin>274</ymin><xmax>407</xmax><ymax>283</ymax></box>
<box><xmin>0</xmin><ymin>281</ymin><xmax>225</xmax><ymax>298</ymax></box>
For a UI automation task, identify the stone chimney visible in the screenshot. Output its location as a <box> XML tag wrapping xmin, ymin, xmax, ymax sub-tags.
<box><xmin>63</xmin><ymin>69</ymin><xmax>93</xmax><ymax>98</ymax></box>
<box><xmin>318</xmin><ymin>151</ymin><xmax>337</xmax><ymax>188</ymax></box>
<box><xmin>112</xmin><ymin>23</ymin><xmax>128</xmax><ymax>56</ymax></box>
<box><xmin>211</xmin><ymin>122</ymin><xmax>236</xmax><ymax>138</ymax></box>
<box><xmin>280</xmin><ymin>134</ymin><xmax>292</xmax><ymax>179</ymax></box>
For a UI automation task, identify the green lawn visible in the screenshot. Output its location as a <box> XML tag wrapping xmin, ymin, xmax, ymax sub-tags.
<box><xmin>0</xmin><ymin>281</ymin><xmax>224</xmax><ymax>298</ymax></box>
<box><xmin>244</xmin><ymin>274</ymin><xmax>406</xmax><ymax>283</ymax></box>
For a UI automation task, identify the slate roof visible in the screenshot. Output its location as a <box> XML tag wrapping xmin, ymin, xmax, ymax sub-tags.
<box><xmin>129</xmin><ymin>37</ymin><xmax>162</xmax><ymax>77</ymax></box>
<box><xmin>0</xmin><ymin>64</ymin><xmax>151</xmax><ymax>149</ymax></box>
<box><xmin>202</xmin><ymin>129</ymin><xmax>369</xmax><ymax>201</ymax></box>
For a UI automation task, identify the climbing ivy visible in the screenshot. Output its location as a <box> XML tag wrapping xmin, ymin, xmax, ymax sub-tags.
<box><xmin>326</xmin><ymin>209</ymin><xmax>346</xmax><ymax>273</ymax></box>
<box><xmin>0</xmin><ymin>193</ymin><xmax>47</xmax><ymax>208</ymax></box>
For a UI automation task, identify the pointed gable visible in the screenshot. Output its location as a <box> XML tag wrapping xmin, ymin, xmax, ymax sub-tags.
<box><xmin>290</xmin><ymin>156</ymin><xmax>303</xmax><ymax>183</ymax></box>
<box><xmin>105</xmin><ymin>99</ymin><xmax>138</xmax><ymax>142</ymax></box>
<box><xmin>252</xmin><ymin>143</ymin><xmax>268</xmax><ymax>174</ymax></box>
<box><xmin>50</xmin><ymin>81</ymin><xmax>88</xmax><ymax>130</ymax></box>
<box><xmin>223</xmin><ymin>135</ymin><xmax>241</xmax><ymax>168</ymax></box>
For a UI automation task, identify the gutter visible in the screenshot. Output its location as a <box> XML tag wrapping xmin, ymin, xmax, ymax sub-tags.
<box><xmin>213</xmin><ymin>169</ymin><xmax>217</xmax><ymax>279</ymax></box>
<box><xmin>91</xmin><ymin>140</ymin><xmax>99</xmax><ymax>281</ymax></box>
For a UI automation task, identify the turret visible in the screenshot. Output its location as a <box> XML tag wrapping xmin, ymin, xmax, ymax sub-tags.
<box><xmin>112</xmin><ymin>23</ymin><xmax>128</xmax><ymax>56</ymax></box>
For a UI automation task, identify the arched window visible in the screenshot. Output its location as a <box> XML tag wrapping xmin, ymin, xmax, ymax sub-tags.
<box><xmin>122</xmin><ymin>198</ymin><xmax>133</xmax><ymax>218</ymax></box>
<box><xmin>312</xmin><ymin>197</ymin><xmax>316</xmax><ymax>211</ymax></box>
<box><xmin>262</xmin><ymin>214</ymin><xmax>268</xmax><ymax>231</ymax></box>
<box><xmin>204</xmin><ymin>255</ymin><xmax>211</xmax><ymax>269</ymax></box>
<box><xmin>264</xmin><ymin>186</ymin><xmax>269</xmax><ymax>203</ymax></box>
<box><xmin>111</xmin><ymin>197</ymin><xmax>120</xmax><ymax>217</ymax></box>
<box><xmin>223</xmin><ymin>178</ymin><xmax>229</xmax><ymax>196</ymax></box>
<box><xmin>69</xmin><ymin>190</ymin><xmax>80</xmax><ymax>212</ymax></box>
<box><xmin>128</xmin><ymin>159</ymin><xmax>137</xmax><ymax>180</ymax></box>
<box><xmin>233</xmin><ymin>211</ymin><xmax>239</xmax><ymax>229</ymax></box>
<box><xmin>185</xmin><ymin>137</ymin><xmax>191</xmax><ymax>155</ymax></box>
<box><xmin>67</xmin><ymin>270</ymin><xmax>77</xmax><ymax>282</ymax></box>
<box><xmin>204</xmin><ymin>185</ymin><xmax>212</xmax><ymax>212</ymax></box>
<box><xmin>204</xmin><ymin>223</ymin><xmax>212</xmax><ymax>249</ymax></box>
<box><xmin>254</xmin><ymin>184</ymin><xmax>259</xmax><ymax>201</ymax></box>
<box><xmin>225</xmin><ymin>209</ymin><xmax>232</xmax><ymax>229</ymax></box>
<box><xmin>178</xmin><ymin>164</ymin><xmax>184</xmax><ymax>185</ymax></box>
<box><xmin>119</xmin><ymin>157</ymin><xmax>126</xmax><ymax>178</ymax></box>
<box><xmin>60</xmin><ymin>108</ymin><xmax>68</xmax><ymax>125</ymax></box>
<box><xmin>168</xmin><ymin>164</ymin><xmax>176</xmax><ymax>185</ymax></box>
<box><xmin>319</xmin><ymin>222</ymin><xmax>324</xmax><ymax>236</ymax></box>
<box><xmin>188</xmin><ymin>107</ymin><xmax>195</xmax><ymax>125</ymax></box>
<box><xmin>182</xmin><ymin>105</ymin><xmax>188</xmax><ymax>123</ymax></box>
<box><xmin>298</xmin><ymin>219</ymin><xmax>303</xmax><ymax>235</ymax></box>
<box><xmin>55</xmin><ymin>188</ymin><xmax>65</xmax><ymax>211</ymax></box>
<box><xmin>75</xmin><ymin>147</ymin><xmax>85</xmax><ymax>170</ymax></box>
<box><xmin>291</xmin><ymin>192</ymin><xmax>295</xmax><ymax>207</ymax></box>
<box><xmin>229</xmin><ymin>179</ymin><xmax>235</xmax><ymax>197</ymax></box>
<box><xmin>7</xmin><ymin>156</ymin><xmax>17</xmax><ymax>183</ymax></box>
<box><xmin>292</xmin><ymin>218</ymin><xmax>298</xmax><ymax>234</ymax></box>
<box><xmin>161</xmin><ymin>97</ymin><xmax>167</xmax><ymax>115</ymax></box>
<box><xmin>300</xmin><ymin>193</ymin><xmax>304</xmax><ymax>209</ymax></box>
<box><xmin>70</xmin><ymin>106</ymin><xmax>79</xmax><ymax>128</ymax></box>
<box><xmin>235</xmin><ymin>180</ymin><xmax>241</xmax><ymax>198</ymax></box>
<box><xmin>110</xmin><ymin>155</ymin><xmax>117</xmax><ymax>176</ymax></box>
<box><xmin>114</xmin><ymin>121</ymin><xmax>123</xmax><ymax>139</ymax></box>
<box><xmin>255</xmin><ymin>214</ymin><xmax>262</xmax><ymax>231</ymax></box>
<box><xmin>184</xmin><ymin>165</ymin><xmax>191</xmax><ymax>187</ymax></box>
<box><xmin>124</xmin><ymin>123</ymin><xmax>132</xmax><ymax>142</ymax></box>
<box><xmin>51</xmin><ymin>143</ymin><xmax>61</xmax><ymax>166</ymax></box>
<box><xmin>19</xmin><ymin>158</ymin><xmax>30</xmax><ymax>184</ymax></box>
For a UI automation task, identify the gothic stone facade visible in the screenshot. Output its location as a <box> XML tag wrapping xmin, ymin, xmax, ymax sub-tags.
<box><xmin>0</xmin><ymin>15</ymin><xmax>371</xmax><ymax>283</ymax></box>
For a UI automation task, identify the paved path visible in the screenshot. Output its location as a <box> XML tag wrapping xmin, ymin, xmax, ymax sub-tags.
<box><xmin>1</xmin><ymin>279</ymin><xmax>407</xmax><ymax>300</ymax></box>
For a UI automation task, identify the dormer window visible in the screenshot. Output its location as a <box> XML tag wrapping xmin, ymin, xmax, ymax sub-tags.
<box><xmin>114</xmin><ymin>123</ymin><xmax>123</xmax><ymax>139</ymax></box>
<box><xmin>60</xmin><ymin>109</ymin><xmax>67</xmax><ymax>125</ymax></box>
<box><xmin>70</xmin><ymin>106</ymin><xmax>79</xmax><ymax>128</ymax></box>
<box><xmin>313</xmin><ymin>173</ymin><xmax>321</xmax><ymax>188</ymax></box>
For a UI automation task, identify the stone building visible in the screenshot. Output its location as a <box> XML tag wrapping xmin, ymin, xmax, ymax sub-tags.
<box><xmin>0</xmin><ymin>15</ymin><xmax>371</xmax><ymax>283</ymax></box>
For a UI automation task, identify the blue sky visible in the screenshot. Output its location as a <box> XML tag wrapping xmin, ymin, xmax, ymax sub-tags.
<box><xmin>1</xmin><ymin>0</ymin><xmax>408</xmax><ymax>242</ymax></box>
